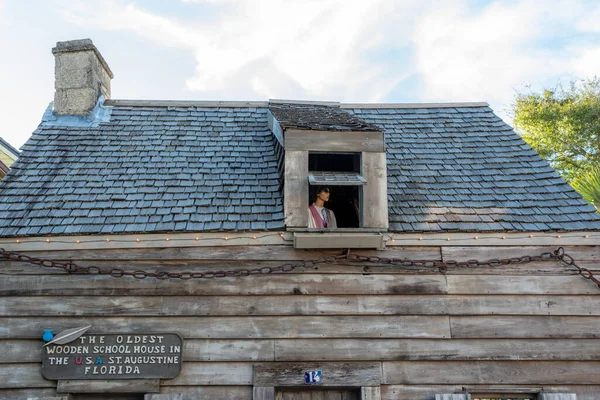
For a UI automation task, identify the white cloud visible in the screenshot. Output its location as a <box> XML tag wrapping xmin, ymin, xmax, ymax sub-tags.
<box><xmin>411</xmin><ymin>0</ymin><xmax>600</xmax><ymax>121</ymax></box>
<box><xmin>57</xmin><ymin>0</ymin><xmax>424</xmax><ymax>102</ymax></box>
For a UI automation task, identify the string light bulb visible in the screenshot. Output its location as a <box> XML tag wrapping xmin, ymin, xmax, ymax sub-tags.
<box><xmin>474</xmin><ymin>236</ymin><xmax>478</xmax><ymax>240</ymax></box>
<box><xmin>106</xmin><ymin>238</ymin><xmax>110</xmax><ymax>242</ymax></box>
<box><xmin>165</xmin><ymin>238</ymin><xmax>170</xmax><ymax>241</ymax></box>
<box><xmin>76</xmin><ymin>240</ymin><xmax>81</xmax><ymax>244</ymax></box>
<box><xmin>136</xmin><ymin>238</ymin><xmax>141</xmax><ymax>242</ymax></box>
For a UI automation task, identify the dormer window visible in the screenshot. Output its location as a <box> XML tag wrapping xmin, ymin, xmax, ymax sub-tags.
<box><xmin>268</xmin><ymin>100</ymin><xmax>388</xmax><ymax>237</ymax></box>
<box><xmin>308</xmin><ymin>152</ymin><xmax>364</xmax><ymax>228</ymax></box>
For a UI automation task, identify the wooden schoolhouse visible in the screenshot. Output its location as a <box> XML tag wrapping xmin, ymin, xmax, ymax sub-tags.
<box><xmin>1</xmin><ymin>39</ymin><xmax>600</xmax><ymax>400</ymax></box>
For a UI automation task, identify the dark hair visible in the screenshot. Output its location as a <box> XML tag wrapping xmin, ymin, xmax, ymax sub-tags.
<box><xmin>316</xmin><ymin>186</ymin><xmax>330</xmax><ymax>194</ymax></box>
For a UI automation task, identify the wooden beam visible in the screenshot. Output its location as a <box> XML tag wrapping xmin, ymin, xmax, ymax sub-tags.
<box><xmin>387</xmin><ymin>233</ymin><xmax>600</xmax><ymax>247</ymax></box>
<box><xmin>285</xmin><ymin>130</ymin><xmax>384</xmax><ymax>152</ymax></box>
<box><xmin>293</xmin><ymin>233</ymin><xmax>384</xmax><ymax>249</ymax></box>
<box><xmin>362</xmin><ymin>152</ymin><xmax>388</xmax><ymax>229</ymax></box>
<box><xmin>284</xmin><ymin>150</ymin><xmax>309</xmax><ymax>227</ymax></box>
<box><xmin>254</xmin><ymin>362</ymin><xmax>381</xmax><ymax>387</ymax></box>
<box><xmin>0</xmin><ymin>232</ymin><xmax>290</xmax><ymax>252</ymax></box>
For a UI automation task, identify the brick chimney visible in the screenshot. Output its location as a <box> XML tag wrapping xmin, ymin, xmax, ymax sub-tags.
<box><xmin>52</xmin><ymin>39</ymin><xmax>113</xmax><ymax>115</ymax></box>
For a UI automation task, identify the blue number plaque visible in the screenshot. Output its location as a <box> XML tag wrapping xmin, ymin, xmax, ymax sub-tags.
<box><xmin>304</xmin><ymin>370</ymin><xmax>323</xmax><ymax>384</ymax></box>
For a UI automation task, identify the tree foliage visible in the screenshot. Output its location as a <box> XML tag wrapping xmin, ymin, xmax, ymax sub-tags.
<box><xmin>511</xmin><ymin>77</ymin><xmax>600</xmax><ymax>183</ymax></box>
<box><xmin>571</xmin><ymin>166</ymin><xmax>600</xmax><ymax>211</ymax></box>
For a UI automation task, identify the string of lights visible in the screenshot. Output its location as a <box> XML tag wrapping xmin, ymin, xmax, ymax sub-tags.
<box><xmin>2</xmin><ymin>231</ymin><xmax>599</xmax><ymax>247</ymax></box>
<box><xmin>8</xmin><ymin>232</ymin><xmax>293</xmax><ymax>245</ymax></box>
<box><xmin>384</xmin><ymin>232</ymin><xmax>597</xmax><ymax>243</ymax></box>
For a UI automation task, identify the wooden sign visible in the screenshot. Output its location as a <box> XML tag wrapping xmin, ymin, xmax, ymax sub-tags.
<box><xmin>42</xmin><ymin>334</ymin><xmax>183</xmax><ymax>380</ymax></box>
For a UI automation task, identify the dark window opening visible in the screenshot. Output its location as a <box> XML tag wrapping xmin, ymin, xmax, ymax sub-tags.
<box><xmin>308</xmin><ymin>152</ymin><xmax>362</xmax><ymax>229</ymax></box>
<box><xmin>309</xmin><ymin>185</ymin><xmax>360</xmax><ymax>228</ymax></box>
<box><xmin>309</xmin><ymin>152</ymin><xmax>360</xmax><ymax>173</ymax></box>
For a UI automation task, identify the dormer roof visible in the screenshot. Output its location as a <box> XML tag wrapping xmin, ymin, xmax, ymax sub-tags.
<box><xmin>269</xmin><ymin>101</ymin><xmax>380</xmax><ymax>132</ymax></box>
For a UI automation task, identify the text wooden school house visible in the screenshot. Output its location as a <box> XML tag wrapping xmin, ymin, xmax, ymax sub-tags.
<box><xmin>1</xmin><ymin>39</ymin><xmax>600</xmax><ymax>400</ymax></box>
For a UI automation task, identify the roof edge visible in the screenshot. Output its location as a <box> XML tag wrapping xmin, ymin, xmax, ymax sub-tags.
<box><xmin>340</xmin><ymin>101</ymin><xmax>490</xmax><ymax>109</ymax></box>
<box><xmin>0</xmin><ymin>137</ymin><xmax>20</xmax><ymax>156</ymax></box>
<box><xmin>105</xmin><ymin>99</ymin><xmax>269</xmax><ymax>108</ymax></box>
<box><xmin>269</xmin><ymin>98</ymin><xmax>340</xmax><ymax>107</ymax></box>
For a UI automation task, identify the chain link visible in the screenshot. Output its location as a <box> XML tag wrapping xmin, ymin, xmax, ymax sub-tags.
<box><xmin>0</xmin><ymin>246</ymin><xmax>598</xmax><ymax>288</ymax></box>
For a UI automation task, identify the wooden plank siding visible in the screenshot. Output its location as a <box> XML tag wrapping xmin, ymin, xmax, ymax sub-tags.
<box><xmin>1</xmin><ymin>244</ymin><xmax>599</xmax><ymax>399</ymax></box>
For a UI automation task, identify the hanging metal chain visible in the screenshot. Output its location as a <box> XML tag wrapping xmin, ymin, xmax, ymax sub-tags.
<box><xmin>0</xmin><ymin>246</ymin><xmax>598</xmax><ymax>288</ymax></box>
<box><xmin>553</xmin><ymin>246</ymin><xmax>600</xmax><ymax>288</ymax></box>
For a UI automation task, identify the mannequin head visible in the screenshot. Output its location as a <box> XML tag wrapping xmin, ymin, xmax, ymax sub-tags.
<box><xmin>314</xmin><ymin>186</ymin><xmax>330</xmax><ymax>207</ymax></box>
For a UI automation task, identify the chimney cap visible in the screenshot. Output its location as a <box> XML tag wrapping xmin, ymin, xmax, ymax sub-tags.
<box><xmin>52</xmin><ymin>38</ymin><xmax>114</xmax><ymax>79</ymax></box>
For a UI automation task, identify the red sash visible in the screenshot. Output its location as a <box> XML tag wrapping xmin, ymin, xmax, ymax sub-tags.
<box><xmin>309</xmin><ymin>205</ymin><xmax>331</xmax><ymax>228</ymax></box>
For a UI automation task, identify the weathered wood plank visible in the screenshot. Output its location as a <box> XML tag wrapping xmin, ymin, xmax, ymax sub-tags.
<box><xmin>254</xmin><ymin>386</ymin><xmax>275</xmax><ymax>400</ymax></box>
<box><xmin>362</xmin><ymin>152</ymin><xmax>388</xmax><ymax>229</ymax></box>
<box><xmin>450</xmin><ymin>316</ymin><xmax>600</xmax><ymax>338</ymax></box>
<box><xmin>285</xmin><ymin>150</ymin><xmax>309</xmax><ymax>227</ymax></box>
<box><xmin>8</xmin><ymin>337</ymin><xmax>600</xmax><ymax>364</ymax></box>
<box><xmin>285</xmin><ymin>129</ymin><xmax>385</xmax><ymax>152</ymax></box>
<box><xmin>9</xmin><ymin>245</ymin><xmax>439</xmax><ymax>261</ymax></box>
<box><xmin>0</xmin><ymin>274</ymin><xmax>447</xmax><ymax>296</ymax></box>
<box><xmin>447</xmin><ymin>275</ymin><xmax>599</xmax><ymax>294</ymax></box>
<box><xmin>168</xmin><ymin>362</ymin><xmax>253</xmax><ymax>385</ymax></box>
<box><xmin>0</xmin><ymin>296</ymin><xmax>164</xmax><ymax>316</ymax></box>
<box><xmin>274</xmin><ymin>338</ymin><xmax>600</xmax><ymax>361</ymax></box>
<box><xmin>254</xmin><ymin>362</ymin><xmax>380</xmax><ymax>387</ymax></box>
<box><xmin>361</xmin><ymin>386</ymin><xmax>381</xmax><ymax>400</ymax></box>
<box><xmin>442</xmin><ymin>246</ymin><xmax>600</xmax><ymax>262</ymax></box>
<box><xmin>0</xmin><ymin>364</ymin><xmax>53</xmax><ymax>388</ymax></box>
<box><xmin>0</xmin><ymin>339</ymin><xmax>274</xmax><ymax>363</ymax></box>
<box><xmin>382</xmin><ymin>361</ymin><xmax>600</xmax><ymax>384</ymax></box>
<box><xmin>0</xmin><ymin>315</ymin><xmax>450</xmax><ymax>339</ymax></box>
<box><xmin>4</xmin><ymin>294</ymin><xmax>599</xmax><ymax>317</ymax></box>
<box><xmin>57</xmin><ymin>379</ymin><xmax>159</xmax><ymax>393</ymax></box>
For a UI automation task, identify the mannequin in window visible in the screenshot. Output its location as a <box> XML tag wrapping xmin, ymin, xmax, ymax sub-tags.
<box><xmin>308</xmin><ymin>186</ymin><xmax>337</xmax><ymax>228</ymax></box>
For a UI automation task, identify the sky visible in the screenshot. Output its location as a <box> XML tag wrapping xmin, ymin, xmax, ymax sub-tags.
<box><xmin>0</xmin><ymin>0</ymin><xmax>599</xmax><ymax>149</ymax></box>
